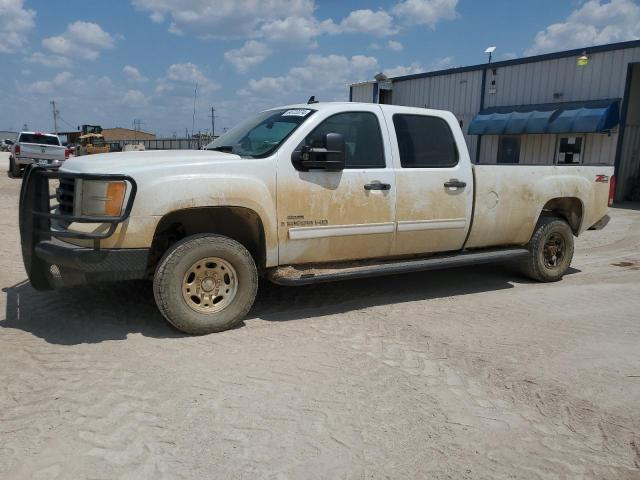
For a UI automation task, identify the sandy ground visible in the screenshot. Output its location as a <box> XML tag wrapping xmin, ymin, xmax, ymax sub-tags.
<box><xmin>0</xmin><ymin>151</ymin><xmax>639</xmax><ymax>479</ymax></box>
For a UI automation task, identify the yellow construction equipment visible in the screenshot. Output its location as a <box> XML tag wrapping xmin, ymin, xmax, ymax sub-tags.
<box><xmin>76</xmin><ymin>133</ymin><xmax>110</xmax><ymax>156</ymax></box>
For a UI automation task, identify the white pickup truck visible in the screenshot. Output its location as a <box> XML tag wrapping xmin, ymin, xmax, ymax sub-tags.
<box><xmin>10</xmin><ymin>131</ymin><xmax>68</xmax><ymax>177</ymax></box>
<box><xmin>19</xmin><ymin>102</ymin><xmax>614</xmax><ymax>334</ymax></box>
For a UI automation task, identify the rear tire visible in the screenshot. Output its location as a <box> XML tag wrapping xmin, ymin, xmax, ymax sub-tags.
<box><xmin>521</xmin><ymin>216</ymin><xmax>574</xmax><ymax>282</ymax></box>
<box><xmin>153</xmin><ymin>234</ymin><xmax>258</xmax><ymax>334</ymax></box>
<box><xmin>9</xmin><ymin>157</ymin><xmax>21</xmax><ymax>178</ymax></box>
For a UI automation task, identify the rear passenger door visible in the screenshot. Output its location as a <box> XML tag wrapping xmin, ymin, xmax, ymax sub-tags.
<box><xmin>385</xmin><ymin>109</ymin><xmax>473</xmax><ymax>256</ymax></box>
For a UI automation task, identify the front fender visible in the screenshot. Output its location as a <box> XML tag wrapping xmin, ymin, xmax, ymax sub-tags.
<box><xmin>138</xmin><ymin>174</ymin><xmax>278</xmax><ymax>265</ymax></box>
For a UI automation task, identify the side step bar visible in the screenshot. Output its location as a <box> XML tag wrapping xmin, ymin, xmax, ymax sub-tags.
<box><xmin>267</xmin><ymin>248</ymin><xmax>529</xmax><ymax>286</ymax></box>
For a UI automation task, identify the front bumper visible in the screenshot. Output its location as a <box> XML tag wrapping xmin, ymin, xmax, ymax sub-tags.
<box><xmin>34</xmin><ymin>240</ymin><xmax>149</xmax><ymax>287</ymax></box>
<box><xmin>19</xmin><ymin>166</ymin><xmax>143</xmax><ymax>290</ymax></box>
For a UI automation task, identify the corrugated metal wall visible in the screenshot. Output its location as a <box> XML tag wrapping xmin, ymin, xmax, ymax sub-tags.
<box><xmin>390</xmin><ymin>70</ymin><xmax>483</xmax><ymax>162</ymax></box>
<box><xmin>484</xmin><ymin>47</ymin><xmax>640</xmax><ymax>107</ymax></box>
<box><xmin>350</xmin><ymin>45</ymin><xmax>640</xmax><ymax>199</ymax></box>
<box><xmin>479</xmin><ymin>133</ymin><xmax>616</xmax><ymax>165</ymax></box>
<box><xmin>351</xmin><ymin>83</ymin><xmax>374</xmax><ymax>103</ymax></box>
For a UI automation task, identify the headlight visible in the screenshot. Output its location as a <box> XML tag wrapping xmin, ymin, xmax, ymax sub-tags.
<box><xmin>77</xmin><ymin>180</ymin><xmax>127</xmax><ymax>217</ymax></box>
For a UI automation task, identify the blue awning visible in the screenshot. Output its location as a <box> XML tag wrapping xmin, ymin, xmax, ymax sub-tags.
<box><xmin>468</xmin><ymin>99</ymin><xmax>620</xmax><ymax>135</ymax></box>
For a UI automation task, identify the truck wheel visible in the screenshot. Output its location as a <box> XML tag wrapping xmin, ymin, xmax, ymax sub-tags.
<box><xmin>521</xmin><ymin>216</ymin><xmax>574</xmax><ymax>282</ymax></box>
<box><xmin>153</xmin><ymin>234</ymin><xmax>258</xmax><ymax>334</ymax></box>
<box><xmin>9</xmin><ymin>157</ymin><xmax>21</xmax><ymax>178</ymax></box>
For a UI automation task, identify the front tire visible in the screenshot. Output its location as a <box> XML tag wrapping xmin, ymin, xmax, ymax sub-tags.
<box><xmin>521</xmin><ymin>216</ymin><xmax>574</xmax><ymax>282</ymax></box>
<box><xmin>153</xmin><ymin>234</ymin><xmax>258</xmax><ymax>334</ymax></box>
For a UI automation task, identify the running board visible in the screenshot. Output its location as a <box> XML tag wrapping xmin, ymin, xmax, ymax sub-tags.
<box><xmin>267</xmin><ymin>248</ymin><xmax>529</xmax><ymax>286</ymax></box>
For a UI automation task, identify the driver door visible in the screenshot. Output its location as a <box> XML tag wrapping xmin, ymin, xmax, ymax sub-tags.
<box><xmin>276</xmin><ymin>106</ymin><xmax>396</xmax><ymax>265</ymax></box>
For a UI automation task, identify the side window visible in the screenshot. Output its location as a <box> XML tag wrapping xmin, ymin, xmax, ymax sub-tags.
<box><xmin>497</xmin><ymin>135</ymin><xmax>521</xmax><ymax>164</ymax></box>
<box><xmin>303</xmin><ymin>112</ymin><xmax>385</xmax><ymax>168</ymax></box>
<box><xmin>393</xmin><ymin>114</ymin><xmax>458</xmax><ymax>168</ymax></box>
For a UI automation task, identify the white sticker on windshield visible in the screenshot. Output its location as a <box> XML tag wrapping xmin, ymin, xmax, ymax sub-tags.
<box><xmin>282</xmin><ymin>109</ymin><xmax>311</xmax><ymax>117</ymax></box>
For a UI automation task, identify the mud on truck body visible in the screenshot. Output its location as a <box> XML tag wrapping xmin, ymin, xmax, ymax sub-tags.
<box><xmin>19</xmin><ymin>103</ymin><xmax>614</xmax><ymax>334</ymax></box>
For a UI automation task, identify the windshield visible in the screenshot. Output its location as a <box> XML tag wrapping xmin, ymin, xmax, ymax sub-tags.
<box><xmin>205</xmin><ymin>108</ymin><xmax>315</xmax><ymax>158</ymax></box>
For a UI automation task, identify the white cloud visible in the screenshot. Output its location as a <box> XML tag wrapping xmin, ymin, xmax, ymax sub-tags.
<box><xmin>388</xmin><ymin>39</ymin><xmax>403</xmax><ymax>51</ymax></box>
<box><xmin>123</xmin><ymin>89</ymin><xmax>150</xmax><ymax>106</ymax></box>
<box><xmin>335</xmin><ymin>9</ymin><xmax>397</xmax><ymax>36</ymax></box>
<box><xmin>157</xmin><ymin>62</ymin><xmax>220</xmax><ymax>94</ymax></box>
<box><xmin>132</xmin><ymin>0</ymin><xmax>315</xmax><ymax>39</ymax></box>
<box><xmin>260</xmin><ymin>16</ymin><xmax>330</xmax><ymax>45</ymax></box>
<box><xmin>27</xmin><ymin>51</ymin><xmax>73</xmax><ymax>68</ymax></box>
<box><xmin>0</xmin><ymin>0</ymin><xmax>36</xmax><ymax>53</ymax></box>
<box><xmin>392</xmin><ymin>0</ymin><xmax>458</xmax><ymax>27</ymax></box>
<box><xmin>431</xmin><ymin>56</ymin><xmax>454</xmax><ymax>70</ymax></box>
<box><xmin>384</xmin><ymin>62</ymin><xmax>424</xmax><ymax>77</ymax></box>
<box><xmin>22</xmin><ymin>71</ymin><xmax>74</xmax><ymax>94</ymax></box>
<box><xmin>42</xmin><ymin>21</ymin><xmax>115</xmax><ymax>61</ymax></box>
<box><xmin>224</xmin><ymin>40</ymin><xmax>272</xmax><ymax>73</ymax></box>
<box><xmin>123</xmin><ymin>65</ymin><xmax>148</xmax><ymax>82</ymax></box>
<box><xmin>527</xmin><ymin>0</ymin><xmax>640</xmax><ymax>55</ymax></box>
<box><xmin>246</xmin><ymin>53</ymin><xmax>378</xmax><ymax>101</ymax></box>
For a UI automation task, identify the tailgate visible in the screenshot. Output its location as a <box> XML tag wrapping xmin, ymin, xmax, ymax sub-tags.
<box><xmin>19</xmin><ymin>143</ymin><xmax>66</xmax><ymax>161</ymax></box>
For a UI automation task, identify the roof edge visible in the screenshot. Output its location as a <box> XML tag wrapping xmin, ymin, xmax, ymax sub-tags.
<box><xmin>355</xmin><ymin>39</ymin><xmax>640</xmax><ymax>85</ymax></box>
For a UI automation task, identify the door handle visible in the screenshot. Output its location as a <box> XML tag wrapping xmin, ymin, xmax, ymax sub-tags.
<box><xmin>364</xmin><ymin>183</ymin><xmax>391</xmax><ymax>191</ymax></box>
<box><xmin>444</xmin><ymin>180</ymin><xmax>466</xmax><ymax>189</ymax></box>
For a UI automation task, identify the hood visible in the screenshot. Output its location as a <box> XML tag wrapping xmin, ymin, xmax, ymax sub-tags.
<box><xmin>61</xmin><ymin>149</ymin><xmax>242</xmax><ymax>174</ymax></box>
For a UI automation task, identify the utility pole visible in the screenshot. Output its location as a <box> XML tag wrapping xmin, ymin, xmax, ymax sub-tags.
<box><xmin>132</xmin><ymin>119</ymin><xmax>143</xmax><ymax>142</ymax></box>
<box><xmin>191</xmin><ymin>82</ymin><xmax>198</xmax><ymax>139</ymax></box>
<box><xmin>209</xmin><ymin>107</ymin><xmax>216</xmax><ymax>138</ymax></box>
<box><xmin>50</xmin><ymin>100</ymin><xmax>59</xmax><ymax>134</ymax></box>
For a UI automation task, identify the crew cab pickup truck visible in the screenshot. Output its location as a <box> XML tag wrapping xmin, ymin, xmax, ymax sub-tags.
<box><xmin>19</xmin><ymin>102</ymin><xmax>614</xmax><ymax>334</ymax></box>
<box><xmin>10</xmin><ymin>131</ymin><xmax>68</xmax><ymax>177</ymax></box>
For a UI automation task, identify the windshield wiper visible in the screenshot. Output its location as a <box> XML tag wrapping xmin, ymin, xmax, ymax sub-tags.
<box><xmin>208</xmin><ymin>145</ymin><xmax>233</xmax><ymax>153</ymax></box>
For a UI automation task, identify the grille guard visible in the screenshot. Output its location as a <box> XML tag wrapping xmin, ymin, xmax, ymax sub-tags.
<box><xmin>19</xmin><ymin>166</ymin><xmax>138</xmax><ymax>288</ymax></box>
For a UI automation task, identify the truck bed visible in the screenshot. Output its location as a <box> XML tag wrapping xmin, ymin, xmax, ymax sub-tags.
<box><xmin>467</xmin><ymin>164</ymin><xmax>614</xmax><ymax>249</ymax></box>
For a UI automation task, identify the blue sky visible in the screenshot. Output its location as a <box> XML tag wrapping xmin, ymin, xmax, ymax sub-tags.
<box><xmin>1</xmin><ymin>0</ymin><xmax>639</xmax><ymax>136</ymax></box>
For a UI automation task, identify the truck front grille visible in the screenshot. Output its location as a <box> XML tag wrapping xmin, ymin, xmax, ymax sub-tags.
<box><xmin>56</xmin><ymin>178</ymin><xmax>75</xmax><ymax>216</ymax></box>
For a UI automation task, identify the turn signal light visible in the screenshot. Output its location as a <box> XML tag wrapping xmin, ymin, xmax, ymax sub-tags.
<box><xmin>105</xmin><ymin>181</ymin><xmax>126</xmax><ymax>216</ymax></box>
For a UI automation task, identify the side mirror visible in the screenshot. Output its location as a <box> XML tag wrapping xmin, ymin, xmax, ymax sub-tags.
<box><xmin>292</xmin><ymin>132</ymin><xmax>345</xmax><ymax>172</ymax></box>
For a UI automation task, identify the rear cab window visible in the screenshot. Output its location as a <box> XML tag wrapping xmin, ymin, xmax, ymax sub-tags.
<box><xmin>18</xmin><ymin>133</ymin><xmax>61</xmax><ymax>146</ymax></box>
<box><xmin>392</xmin><ymin>114</ymin><xmax>458</xmax><ymax>168</ymax></box>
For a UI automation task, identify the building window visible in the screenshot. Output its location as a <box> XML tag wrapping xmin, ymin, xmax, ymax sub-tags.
<box><xmin>556</xmin><ymin>136</ymin><xmax>584</xmax><ymax>164</ymax></box>
<box><xmin>497</xmin><ymin>135</ymin><xmax>521</xmax><ymax>164</ymax></box>
<box><xmin>392</xmin><ymin>114</ymin><xmax>458</xmax><ymax>168</ymax></box>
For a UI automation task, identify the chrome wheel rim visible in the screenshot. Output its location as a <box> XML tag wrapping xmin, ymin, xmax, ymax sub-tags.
<box><xmin>182</xmin><ymin>257</ymin><xmax>238</xmax><ymax>313</ymax></box>
<box><xmin>543</xmin><ymin>233</ymin><xmax>565</xmax><ymax>268</ymax></box>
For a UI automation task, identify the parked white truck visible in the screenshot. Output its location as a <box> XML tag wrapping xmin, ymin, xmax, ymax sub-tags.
<box><xmin>19</xmin><ymin>102</ymin><xmax>614</xmax><ymax>334</ymax></box>
<box><xmin>10</xmin><ymin>131</ymin><xmax>68</xmax><ymax>177</ymax></box>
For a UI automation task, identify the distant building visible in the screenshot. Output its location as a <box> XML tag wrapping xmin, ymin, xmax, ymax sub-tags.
<box><xmin>0</xmin><ymin>131</ymin><xmax>18</xmax><ymax>142</ymax></box>
<box><xmin>350</xmin><ymin>40</ymin><xmax>640</xmax><ymax>202</ymax></box>
<box><xmin>102</xmin><ymin>128</ymin><xmax>155</xmax><ymax>141</ymax></box>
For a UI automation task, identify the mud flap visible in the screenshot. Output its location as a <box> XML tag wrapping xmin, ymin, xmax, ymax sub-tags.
<box><xmin>19</xmin><ymin>166</ymin><xmax>54</xmax><ymax>290</ymax></box>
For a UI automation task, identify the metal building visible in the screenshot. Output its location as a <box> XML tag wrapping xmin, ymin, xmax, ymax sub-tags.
<box><xmin>350</xmin><ymin>40</ymin><xmax>640</xmax><ymax>201</ymax></box>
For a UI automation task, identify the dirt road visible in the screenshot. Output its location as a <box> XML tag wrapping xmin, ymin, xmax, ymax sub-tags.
<box><xmin>1</xmin><ymin>153</ymin><xmax>639</xmax><ymax>479</ymax></box>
